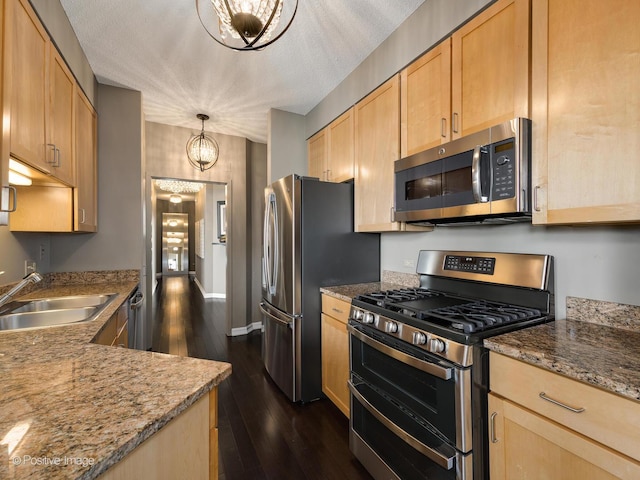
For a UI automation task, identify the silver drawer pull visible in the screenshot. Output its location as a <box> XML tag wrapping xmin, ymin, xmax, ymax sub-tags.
<box><xmin>539</xmin><ymin>392</ymin><xmax>585</xmax><ymax>413</ymax></box>
<box><xmin>331</xmin><ymin>307</ymin><xmax>343</xmax><ymax>314</ymax></box>
<box><xmin>489</xmin><ymin>412</ymin><xmax>499</xmax><ymax>443</ymax></box>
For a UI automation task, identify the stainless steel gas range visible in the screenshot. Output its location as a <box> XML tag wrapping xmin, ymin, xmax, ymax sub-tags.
<box><xmin>348</xmin><ymin>250</ymin><xmax>554</xmax><ymax>480</ymax></box>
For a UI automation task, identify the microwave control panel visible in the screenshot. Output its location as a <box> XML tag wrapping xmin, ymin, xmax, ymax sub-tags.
<box><xmin>491</xmin><ymin>138</ymin><xmax>516</xmax><ymax>200</ymax></box>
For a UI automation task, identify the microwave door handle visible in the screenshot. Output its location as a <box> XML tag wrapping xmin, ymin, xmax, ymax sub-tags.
<box><xmin>472</xmin><ymin>145</ymin><xmax>489</xmax><ymax>203</ymax></box>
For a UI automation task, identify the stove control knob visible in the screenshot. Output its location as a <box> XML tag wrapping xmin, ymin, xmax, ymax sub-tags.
<box><xmin>429</xmin><ymin>338</ymin><xmax>446</xmax><ymax>354</ymax></box>
<box><xmin>412</xmin><ymin>332</ymin><xmax>427</xmax><ymax>345</ymax></box>
<box><xmin>362</xmin><ymin>312</ymin><xmax>375</xmax><ymax>324</ymax></box>
<box><xmin>352</xmin><ymin>309</ymin><xmax>364</xmax><ymax>321</ymax></box>
<box><xmin>385</xmin><ymin>321</ymin><xmax>399</xmax><ymax>334</ymax></box>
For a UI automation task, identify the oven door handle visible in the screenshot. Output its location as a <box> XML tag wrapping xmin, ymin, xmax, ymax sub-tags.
<box><xmin>349</xmin><ymin>380</ymin><xmax>455</xmax><ymax>470</ymax></box>
<box><xmin>348</xmin><ymin>324</ymin><xmax>452</xmax><ymax>380</ymax></box>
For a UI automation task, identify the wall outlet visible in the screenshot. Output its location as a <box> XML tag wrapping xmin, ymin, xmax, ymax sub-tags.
<box><xmin>39</xmin><ymin>244</ymin><xmax>46</xmax><ymax>260</ymax></box>
<box><xmin>25</xmin><ymin>260</ymin><xmax>37</xmax><ymax>276</ymax></box>
<box><xmin>403</xmin><ymin>259</ymin><xmax>416</xmax><ymax>268</ymax></box>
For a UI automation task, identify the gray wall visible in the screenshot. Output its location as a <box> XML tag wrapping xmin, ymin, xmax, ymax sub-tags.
<box><xmin>268</xmin><ymin>109</ymin><xmax>307</xmax><ymax>182</ymax></box>
<box><xmin>49</xmin><ymin>85</ymin><xmax>144</xmax><ymax>272</ymax></box>
<box><xmin>250</xmin><ymin>142</ymin><xmax>267</xmax><ymax>326</ymax></box>
<box><xmin>298</xmin><ymin>0</ymin><xmax>640</xmax><ymax>317</ymax></box>
<box><xmin>0</xmin><ymin>231</ymin><xmax>50</xmax><ymax>283</ymax></box>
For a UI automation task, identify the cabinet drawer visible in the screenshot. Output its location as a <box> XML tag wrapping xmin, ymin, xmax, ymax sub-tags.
<box><xmin>321</xmin><ymin>294</ymin><xmax>351</xmax><ymax>324</ymax></box>
<box><xmin>490</xmin><ymin>352</ymin><xmax>640</xmax><ymax>461</ymax></box>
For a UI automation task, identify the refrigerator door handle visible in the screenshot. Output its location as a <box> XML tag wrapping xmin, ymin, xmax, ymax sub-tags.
<box><xmin>259</xmin><ymin>302</ymin><xmax>293</xmax><ymax>328</ymax></box>
<box><xmin>263</xmin><ymin>191</ymin><xmax>279</xmax><ymax>295</ymax></box>
<box><xmin>263</xmin><ymin>192</ymin><xmax>280</xmax><ymax>295</ymax></box>
<box><xmin>262</xmin><ymin>192</ymin><xmax>271</xmax><ymax>290</ymax></box>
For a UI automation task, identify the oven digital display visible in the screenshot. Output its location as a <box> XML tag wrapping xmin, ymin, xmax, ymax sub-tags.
<box><xmin>494</xmin><ymin>140</ymin><xmax>514</xmax><ymax>153</ymax></box>
<box><xmin>444</xmin><ymin>255</ymin><xmax>495</xmax><ymax>274</ymax></box>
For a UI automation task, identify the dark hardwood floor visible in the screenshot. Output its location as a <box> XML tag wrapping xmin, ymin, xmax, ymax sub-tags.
<box><xmin>151</xmin><ymin>275</ymin><xmax>373</xmax><ymax>480</ymax></box>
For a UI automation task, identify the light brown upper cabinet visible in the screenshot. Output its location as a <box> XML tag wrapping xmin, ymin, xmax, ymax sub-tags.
<box><xmin>355</xmin><ymin>76</ymin><xmax>400</xmax><ymax>231</ymax></box>
<box><xmin>74</xmin><ymin>88</ymin><xmax>98</xmax><ymax>232</ymax></box>
<box><xmin>531</xmin><ymin>0</ymin><xmax>640</xmax><ymax>225</ymax></box>
<box><xmin>451</xmin><ymin>0</ymin><xmax>530</xmax><ymax>139</ymax></box>
<box><xmin>48</xmin><ymin>46</ymin><xmax>76</xmax><ymax>186</ymax></box>
<box><xmin>307</xmin><ymin>128</ymin><xmax>327</xmax><ymax>180</ymax></box>
<box><xmin>326</xmin><ymin>107</ymin><xmax>354</xmax><ymax>183</ymax></box>
<box><xmin>307</xmin><ymin>107</ymin><xmax>355</xmax><ymax>183</ymax></box>
<box><xmin>7</xmin><ymin>0</ymin><xmax>50</xmax><ymax>173</ymax></box>
<box><xmin>400</xmin><ymin>39</ymin><xmax>452</xmax><ymax>157</ymax></box>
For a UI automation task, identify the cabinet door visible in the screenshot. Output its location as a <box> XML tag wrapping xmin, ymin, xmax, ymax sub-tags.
<box><xmin>354</xmin><ymin>75</ymin><xmax>402</xmax><ymax>232</ymax></box>
<box><xmin>488</xmin><ymin>393</ymin><xmax>640</xmax><ymax>480</ymax></box>
<box><xmin>327</xmin><ymin>107</ymin><xmax>354</xmax><ymax>182</ymax></box>
<box><xmin>49</xmin><ymin>46</ymin><xmax>76</xmax><ymax>186</ymax></box>
<box><xmin>8</xmin><ymin>0</ymin><xmax>50</xmax><ymax>172</ymax></box>
<box><xmin>308</xmin><ymin>128</ymin><xmax>327</xmax><ymax>180</ymax></box>
<box><xmin>75</xmin><ymin>89</ymin><xmax>97</xmax><ymax>232</ymax></box>
<box><xmin>321</xmin><ymin>313</ymin><xmax>349</xmax><ymax>417</ymax></box>
<box><xmin>401</xmin><ymin>39</ymin><xmax>452</xmax><ymax>157</ymax></box>
<box><xmin>451</xmin><ymin>0</ymin><xmax>530</xmax><ymax>138</ymax></box>
<box><xmin>531</xmin><ymin>0</ymin><xmax>640</xmax><ymax>224</ymax></box>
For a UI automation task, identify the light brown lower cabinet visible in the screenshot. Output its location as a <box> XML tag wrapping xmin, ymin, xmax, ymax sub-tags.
<box><xmin>321</xmin><ymin>294</ymin><xmax>351</xmax><ymax>417</ymax></box>
<box><xmin>99</xmin><ymin>388</ymin><xmax>219</xmax><ymax>479</ymax></box>
<box><xmin>488</xmin><ymin>352</ymin><xmax>640</xmax><ymax>479</ymax></box>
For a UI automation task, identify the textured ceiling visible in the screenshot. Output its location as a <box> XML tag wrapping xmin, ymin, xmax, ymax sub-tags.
<box><xmin>59</xmin><ymin>0</ymin><xmax>426</xmax><ymax>143</ymax></box>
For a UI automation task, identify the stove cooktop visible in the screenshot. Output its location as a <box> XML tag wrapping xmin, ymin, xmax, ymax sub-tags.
<box><xmin>353</xmin><ymin>288</ymin><xmax>545</xmax><ymax>335</ymax></box>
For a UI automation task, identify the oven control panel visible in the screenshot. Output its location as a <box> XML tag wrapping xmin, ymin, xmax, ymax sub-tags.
<box><xmin>444</xmin><ymin>255</ymin><xmax>495</xmax><ymax>275</ymax></box>
<box><xmin>349</xmin><ymin>305</ymin><xmax>473</xmax><ymax>367</ymax></box>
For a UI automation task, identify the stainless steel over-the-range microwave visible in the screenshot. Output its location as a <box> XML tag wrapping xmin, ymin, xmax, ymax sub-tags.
<box><xmin>394</xmin><ymin>118</ymin><xmax>532</xmax><ymax>225</ymax></box>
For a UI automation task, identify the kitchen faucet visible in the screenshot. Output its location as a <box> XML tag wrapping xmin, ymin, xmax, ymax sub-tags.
<box><xmin>0</xmin><ymin>272</ymin><xmax>43</xmax><ymax>309</ymax></box>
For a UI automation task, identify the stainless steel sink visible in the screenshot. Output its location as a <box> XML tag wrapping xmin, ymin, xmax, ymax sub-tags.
<box><xmin>0</xmin><ymin>294</ymin><xmax>117</xmax><ymax>332</ymax></box>
<box><xmin>8</xmin><ymin>294</ymin><xmax>115</xmax><ymax>313</ymax></box>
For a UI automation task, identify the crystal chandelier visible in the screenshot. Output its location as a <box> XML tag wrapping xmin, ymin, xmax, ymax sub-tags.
<box><xmin>186</xmin><ymin>114</ymin><xmax>219</xmax><ymax>171</ymax></box>
<box><xmin>155</xmin><ymin>179</ymin><xmax>205</xmax><ymax>194</ymax></box>
<box><xmin>196</xmin><ymin>0</ymin><xmax>298</xmax><ymax>51</ymax></box>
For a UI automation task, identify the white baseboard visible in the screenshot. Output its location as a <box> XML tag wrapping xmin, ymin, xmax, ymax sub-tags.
<box><xmin>194</xmin><ymin>277</ymin><xmax>226</xmax><ymax>299</ymax></box>
<box><xmin>229</xmin><ymin>321</ymin><xmax>263</xmax><ymax>337</ymax></box>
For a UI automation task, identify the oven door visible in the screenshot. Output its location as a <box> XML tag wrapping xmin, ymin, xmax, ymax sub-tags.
<box><xmin>348</xmin><ymin>322</ymin><xmax>472</xmax><ymax>480</ymax></box>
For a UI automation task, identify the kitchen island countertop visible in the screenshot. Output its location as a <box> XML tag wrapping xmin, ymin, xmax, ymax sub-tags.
<box><xmin>0</xmin><ymin>276</ymin><xmax>231</xmax><ymax>479</ymax></box>
<box><xmin>484</xmin><ymin>298</ymin><xmax>640</xmax><ymax>402</ymax></box>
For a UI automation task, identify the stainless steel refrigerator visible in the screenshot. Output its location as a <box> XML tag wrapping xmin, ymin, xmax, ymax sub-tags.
<box><xmin>260</xmin><ymin>174</ymin><xmax>380</xmax><ymax>403</ymax></box>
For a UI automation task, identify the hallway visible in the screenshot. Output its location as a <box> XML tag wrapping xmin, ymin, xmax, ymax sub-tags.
<box><xmin>151</xmin><ymin>276</ymin><xmax>373</xmax><ymax>480</ymax></box>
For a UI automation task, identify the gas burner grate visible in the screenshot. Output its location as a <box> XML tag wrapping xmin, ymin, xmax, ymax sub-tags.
<box><xmin>421</xmin><ymin>301</ymin><xmax>542</xmax><ymax>333</ymax></box>
<box><xmin>356</xmin><ymin>288</ymin><xmax>444</xmax><ymax>309</ymax></box>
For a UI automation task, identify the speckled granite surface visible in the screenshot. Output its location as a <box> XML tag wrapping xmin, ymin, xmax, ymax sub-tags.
<box><xmin>0</xmin><ymin>275</ymin><xmax>231</xmax><ymax>479</ymax></box>
<box><xmin>485</xmin><ymin>298</ymin><xmax>640</xmax><ymax>402</ymax></box>
<box><xmin>567</xmin><ymin>296</ymin><xmax>640</xmax><ymax>331</ymax></box>
<box><xmin>320</xmin><ymin>271</ymin><xmax>419</xmax><ymax>302</ymax></box>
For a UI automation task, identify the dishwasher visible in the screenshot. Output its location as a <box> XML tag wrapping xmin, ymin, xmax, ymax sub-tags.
<box><xmin>127</xmin><ymin>287</ymin><xmax>144</xmax><ymax>349</ymax></box>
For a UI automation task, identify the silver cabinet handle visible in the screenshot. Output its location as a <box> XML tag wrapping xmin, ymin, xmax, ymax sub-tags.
<box><xmin>349</xmin><ymin>381</ymin><xmax>455</xmax><ymax>470</ymax></box>
<box><xmin>55</xmin><ymin>147</ymin><xmax>61</xmax><ymax>168</ymax></box>
<box><xmin>331</xmin><ymin>307</ymin><xmax>343</xmax><ymax>314</ymax></box>
<box><xmin>1</xmin><ymin>186</ymin><xmax>17</xmax><ymax>213</ymax></box>
<box><xmin>441</xmin><ymin>117</ymin><xmax>447</xmax><ymax>138</ymax></box>
<box><xmin>490</xmin><ymin>412</ymin><xmax>499</xmax><ymax>443</ymax></box>
<box><xmin>80</xmin><ymin>208</ymin><xmax>86</xmax><ymax>224</ymax></box>
<box><xmin>534</xmin><ymin>185</ymin><xmax>542</xmax><ymax>212</ymax></box>
<box><xmin>539</xmin><ymin>392</ymin><xmax>585</xmax><ymax>413</ymax></box>
<box><xmin>452</xmin><ymin>112</ymin><xmax>459</xmax><ymax>134</ymax></box>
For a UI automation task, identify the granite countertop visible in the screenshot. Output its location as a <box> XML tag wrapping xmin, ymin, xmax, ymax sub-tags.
<box><xmin>0</xmin><ymin>274</ymin><xmax>232</xmax><ymax>479</ymax></box>
<box><xmin>484</xmin><ymin>297</ymin><xmax>640</xmax><ymax>402</ymax></box>
<box><xmin>320</xmin><ymin>271</ymin><xmax>420</xmax><ymax>302</ymax></box>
